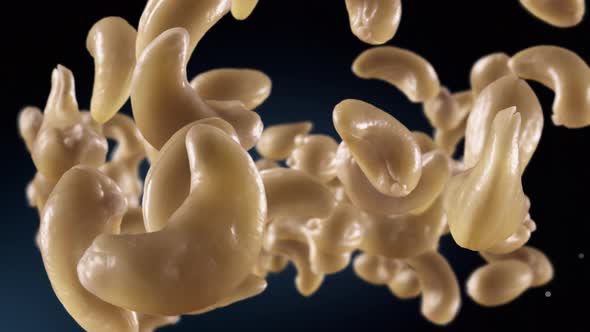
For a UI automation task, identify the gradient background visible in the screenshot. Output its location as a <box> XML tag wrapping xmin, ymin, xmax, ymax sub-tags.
<box><xmin>1</xmin><ymin>1</ymin><xmax>588</xmax><ymax>331</ymax></box>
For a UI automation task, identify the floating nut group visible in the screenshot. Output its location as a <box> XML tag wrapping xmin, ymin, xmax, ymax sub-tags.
<box><xmin>22</xmin><ymin>0</ymin><xmax>587</xmax><ymax>330</ymax></box>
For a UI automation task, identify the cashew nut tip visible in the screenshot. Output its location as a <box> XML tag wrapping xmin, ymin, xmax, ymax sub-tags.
<box><xmin>509</xmin><ymin>45</ymin><xmax>590</xmax><ymax>128</ymax></box>
<box><xmin>191</xmin><ymin>68</ymin><xmax>272</xmax><ymax>111</ymax></box>
<box><xmin>136</xmin><ymin>0</ymin><xmax>231</xmax><ymax>59</ymax></box>
<box><xmin>205</xmin><ymin>100</ymin><xmax>263</xmax><ymax>150</ymax></box>
<box><xmin>18</xmin><ymin>106</ymin><xmax>43</xmax><ymax>152</ymax></box>
<box><xmin>39</xmin><ymin>166</ymin><xmax>138</xmax><ymax>332</ymax></box>
<box><xmin>446</xmin><ymin>107</ymin><xmax>529</xmax><ymax>251</ymax></box>
<box><xmin>286</xmin><ymin>134</ymin><xmax>339</xmax><ymax>183</ymax></box>
<box><xmin>352</xmin><ymin>46</ymin><xmax>440</xmax><ymax>102</ymax></box>
<box><xmin>231</xmin><ymin>0</ymin><xmax>259</xmax><ymax>20</ymax></box>
<box><xmin>256</xmin><ymin>122</ymin><xmax>313</xmax><ymax>160</ymax></box>
<box><xmin>520</xmin><ymin>0</ymin><xmax>585</xmax><ymax>27</ymax></box>
<box><xmin>469</xmin><ymin>52</ymin><xmax>512</xmax><ymax>98</ymax></box>
<box><xmin>482</xmin><ymin>246</ymin><xmax>554</xmax><ymax>287</ymax></box>
<box><xmin>87</xmin><ymin>17</ymin><xmax>137</xmax><ymax>124</ymax></box>
<box><xmin>333</xmin><ymin>99</ymin><xmax>422</xmax><ymax>197</ymax></box>
<box><xmin>345</xmin><ymin>0</ymin><xmax>402</xmax><ymax>45</ymax></box>
<box><xmin>78</xmin><ymin>124</ymin><xmax>266</xmax><ymax>315</ymax></box>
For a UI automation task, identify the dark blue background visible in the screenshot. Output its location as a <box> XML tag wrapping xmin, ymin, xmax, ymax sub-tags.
<box><xmin>1</xmin><ymin>1</ymin><xmax>588</xmax><ymax>331</ymax></box>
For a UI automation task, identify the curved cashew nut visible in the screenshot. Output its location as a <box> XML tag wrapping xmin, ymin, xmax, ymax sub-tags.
<box><xmin>387</xmin><ymin>261</ymin><xmax>421</xmax><ymax>299</ymax></box>
<box><xmin>256</xmin><ymin>121</ymin><xmax>313</xmax><ymax>160</ymax></box>
<box><xmin>481</xmin><ymin>246</ymin><xmax>553</xmax><ymax>287</ymax></box>
<box><xmin>469</xmin><ymin>53</ymin><xmax>511</xmax><ymax>98</ymax></box>
<box><xmin>261</xmin><ymin>168</ymin><xmax>336</xmax><ymax>221</ymax></box>
<box><xmin>305</xmin><ymin>202</ymin><xmax>363</xmax><ymax>274</ymax></box>
<box><xmin>87</xmin><ymin>17</ymin><xmax>137</xmax><ymax>124</ymax></box>
<box><xmin>333</xmin><ymin>99</ymin><xmax>422</xmax><ymax>197</ymax></box>
<box><xmin>286</xmin><ymin>134</ymin><xmax>339</xmax><ymax>183</ymax></box>
<box><xmin>446</xmin><ymin>108</ymin><xmax>529</xmax><ymax>251</ymax></box>
<box><xmin>520</xmin><ymin>0</ymin><xmax>585</xmax><ymax>27</ymax></box>
<box><xmin>336</xmin><ymin>143</ymin><xmax>450</xmax><ymax>216</ymax></box>
<box><xmin>359</xmin><ymin>198</ymin><xmax>446</xmax><ymax>259</ymax></box>
<box><xmin>142</xmin><ymin>118</ymin><xmax>238</xmax><ymax>232</ymax></box>
<box><xmin>464</xmin><ymin>74</ymin><xmax>543</xmax><ymax>172</ymax></box>
<box><xmin>131</xmin><ymin>28</ymin><xmax>217</xmax><ymax>149</ymax></box>
<box><xmin>407</xmin><ymin>251</ymin><xmax>461</xmax><ymax>325</ymax></box>
<box><xmin>136</xmin><ymin>0</ymin><xmax>230</xmax><ymax>59</ymax></box>
<box><xmin>38</xmin><ymin>166</ymin><xmax>137</xmax><ymax>332</ymax></box>
<box><xmin>352</xmin><ymin>47</ymin><xmax>440</xmax><ymax>102</ymax></box>
<box><xmin>32</xmin><ymin>66</ymin><xmax>108</xmax><ymax>182</ymax></box>
<box><xmin>99</xmin><ymin>113</ymin><xmax>146</xmax><ymax>207</ymax></box>
<box><xmin>433</xmin><ymin>90</ymin><xmax>473</xmax><ymax>156</ymax></box>
<box><xmin>77</xmin><ymin>124</ymin><xmax>266</xmax><ymax>315</ymax></box>
<box><xmin>190</xmin><ymin>68</ymin><xmax>272</xmax><ymax>111</ymax></box>
<box><xmin>231</xmin><ymin>0</ymin><xmax>259</xmax><ymax>20</ymax></box>
<box><xmin>423</xmin><ymin>87</ymin><xmax>467</xmax><ymax>131</ymax></box>
<box><xmin>345</xmin><ymin>0</ymin><xmax>402</xmax><ymax>45</ymax></box>
<box><xmin>353</xmin><ymin>253</ymin><xmax>399</xmax><ymax>285</ymax></box>
<box><xmin>466</xmin><ymin>260</ymin><xmax>533</xmax><ymax>307</ymax></box>
<box><xmin>509</xmin><ymin>45</ymin><xmax>590</xmax><ymax>128</ymax></box>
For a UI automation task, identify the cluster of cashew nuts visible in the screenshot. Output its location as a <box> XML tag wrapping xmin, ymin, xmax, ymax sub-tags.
<box><xmin>18</xmin><ymin>0</ymin><xmax>587</xmax><ymax>331</ymax></box>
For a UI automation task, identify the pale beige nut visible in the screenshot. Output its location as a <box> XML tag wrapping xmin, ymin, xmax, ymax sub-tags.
<box><xmin>336</xmin><ymin>143</ymin><xmax>450</xmax><ymax>216</ymax></box>
<box><xmin>255</xmin><ymin>158</ymin><xmax>279</xmax><ymax>171</ymax></box>
<box><xmin>509</xmin><ymin>45</ymin><xmax>590</xmax><ymax>128</ymax></box>
<box><xmin>345</xmin><ymin>0</ymin><xmax>402</xmax><ymax>45</ymax></box>
<box><xmin>469</xmin><ymin>53</ymin><xmax>511</xmax><ymax>98</ymax></box>
<box><xmin>205</xmin><ymin>100</ymin><xmax>263</xmax><ymax>150</ymax></box>
<box><xmin>231</xmin><ymin>0</ymin><xmax>259</xmax><ymax>20</ymax></box>
<box><xmin>18</xmin><ymin>106</ymin><xmax>43</xmax><ymax>153</ymax></box>
<box><xmin>359</xmin><ymin>198</ymin><xmax>446</xmax><ymax>259</ymax></box>
<box><xmin>38</xmin><ymin>166</ymin><xmax>138</xmax><ymax>332</ymax></box>
<box><xmin>520</xmin><ymin>0</ymin><xmax>585</xmax><ymax>27</ymax></box>
<box><xmin>261</xmin><ymin>168</ymin><xmax>336</xmax><ymax>221</ymax></box>
<box><xmin>352</xmin><ymin>47</ymin><xmax>440</xmax><ymax>102</ymax></box>
<box><xmin>423</xmin><ymin>87</ymin><xmax>465</xmax><ymax>131</ymax></box>
<box><xmin>464</xmin><ymin>74</ymin><xmax>543</xmax><ymax>172</ymax></box>
<box><xmin>26</xmin><ymin>173</ymin><xmax>54</xmax><ymax>211</ymax></box>
<box><xmin>333</xmin><ymin>99</ymin><xmax>422</xmax><ymax>197</ymax></box>
<box><xmin>353</xmin><ymin>253</ymin><xmax>398</xmax><ymax>285</ymax></box>
<box><xmin>305</xmin><ymin>202</ymin><xmax>363</xmax><ymax>274</ymax></box>
<box><xmin>136</xmin><ymin>0</ymin><xmax>230</xmax><ymax>59</ymax></box>
<box><xmin>485</xmin><ymin>213</ymin><xmax>536</xmax><ymax>255</ymax></box>
<box><xmin>387</xmin><ymin>261</ymin><xmax>421</xmax><ymax>299</ymax></box>
<box><xmin>87</xmin><ymin>17</ymin><xmax>137</xmax><ymax>124</ymax></box>
<box><xmin>131</xmin><ymin>28</ymin><xmax>217</xmax><ymax>149</ymax></box>
<box><xmin>189</xmin><ymin>274</ymin><xmax>267</xmax><ymax>315</ymax></box>
<box><xmin>466</xmin><ymin>260</ymin><xmax>533</xmax><ymax>307</ymax></box>
<box><xmin>482</xmin><ymin>246</ymin><xmax>553</xmax><ymax>287</ymax></box>
<box><xmin>433</xmin><ymin>90</ymin><xmax>473</xmax><ymax>156</ymax></box>
<box><xmin>445</xmin><ymin>108</ymin><xmax>529</xmax><ymax>251</ymax></box>
<box><xmin>32</xmin><ymin>66</ymin><xmax>108</xmax><ymax>182</ymax></box>
<box><xmin>191</xmin><ymin>68</ymin><xmax>271</xmax><ymax>110</ymax></box>
<box><xmin>412</xmin><ymin>131</ymin><xmax>437</xmax><ymax>154</ymax></box>
<box><xmin>407</xmin><ymin>251</ymin><xmax>461</xmax><ymax>325</ymax></box>
<box><xmin>286</xmin><ymin>134</ymin><xmax>339</xmax><ymax>183</ymax></box>
<box><xmin>253</xmin><ymin>248</ymin><xmax>288</xmax><ymax>277</ymax></box>
<box><xmin>99</xmin><ymin>113</ymin><xmax>146</xmax><ymax>207</ymax></box>
<box><xmin>142</xmin><ymin>118</ymin><xmax>238</xmax><ymax>233</ymax></box>
<box><xmin>256</xmin><ymin>122</ymin><xmax>313</xmax><ymax>160</ymax></box>
<box><xmin>77</xmin><ymin>124</ymin><xmax>266</xmax><ymax>315</ymax></box>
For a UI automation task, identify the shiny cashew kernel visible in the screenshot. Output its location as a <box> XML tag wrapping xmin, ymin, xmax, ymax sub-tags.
<box><xmin>333</xmin><ymin>99</ymin><xmax>422</xmax><ymax>197</ymax></box>
<box><xmin>352</xmin><ymin>46</ymin><xmax>440</xmax><ymax>102</ymax></box>
<box><xmin>286</xmin><ymin>134</ymin><xmax>339</xmax><ymax>183</ymax></box>
<box><xmin>412</xmin><ymin>131</ymin><xmax>437</xmax><ymax>154</ymax></box>
<box><xmin>433</xmin><ymin>90</ymin><xmax>473</xmax><ymax>156</ymax></box>
<box><xmin>467</xmin><ymin>260</ymin><xmax>533</xmax><ymax>307</ymax></box>
<box><xmin>464</xmin><ymin>74</ymin><xmax>543</xmax><ymax>172</ymax></box>
<box><xmin>509</xmin><ymin>45</ymin><xmax>590</xmax><ymax>128</ymax></box>
<box><xmin>407</xmin><ymin>251</ymin><xmax>461</xmax><ymax>325</ymax></box>
<box><xmin>336</xmin><ymin>143</ymin><xmax>450</xmax><ymax>216</ymax></box>
<box><xmin>481</xmin><ymin>246</ymin><xmax>553</xmax><ymax>287</ymax></box>
<box><xmin>39</xmin><ymin>166</ymin><xmax>138</xmax><ymax>332</ymax></box>
<box><xmin>469</xmin><ymin>52</ymin><xmax>511</xmax><ymax>98</ymax></box>
<box><xmin>136</xmin><ymin>0</ymin><xmax>230</xmax><ymax>59</ymax></box>
<box><xmin>520</xmin><ymin>0</ymin><xmax>585</xmax><ymax>27</ymax></box>
<box><xmin>87</xmin><ymin>17</ymin><xmax>137</xmax><ymax>124</ymax></box>
<box><xmin>77</xmin><ymin>124</ymin><xmax>266</xmax><ymax>315</ymax></box>
<box><xmin>345</xmin><ymin>0</ymin><xmax>402</xmax><ymax>45</ymax></box>
<box><xmin>205</xmin><ymin>100</ymin><xmax>263</xmax><ymax>150</ymax></box>
<box><xmin>445</xmin><ymin>108</ymin><xmax>529</xmax><ymax>251</ymax></box>
<box><xmin>256</xmin><ymin>122</ymin><xmax>313</xmax><ymax>160</ymax></box>
<box><xmin>423</xmin><ymin>87</ymin><xmax>466</xmax><ymax>131</ymax></box>
<box><xmin>190</xmin><ymin>68</ymin><xmax>272</xmax><ymax>111</ymax></box>
<box><xmin>231</xmin><ymin>0</ymin><xmax>259</xmax><ymax>20</ymax></box>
